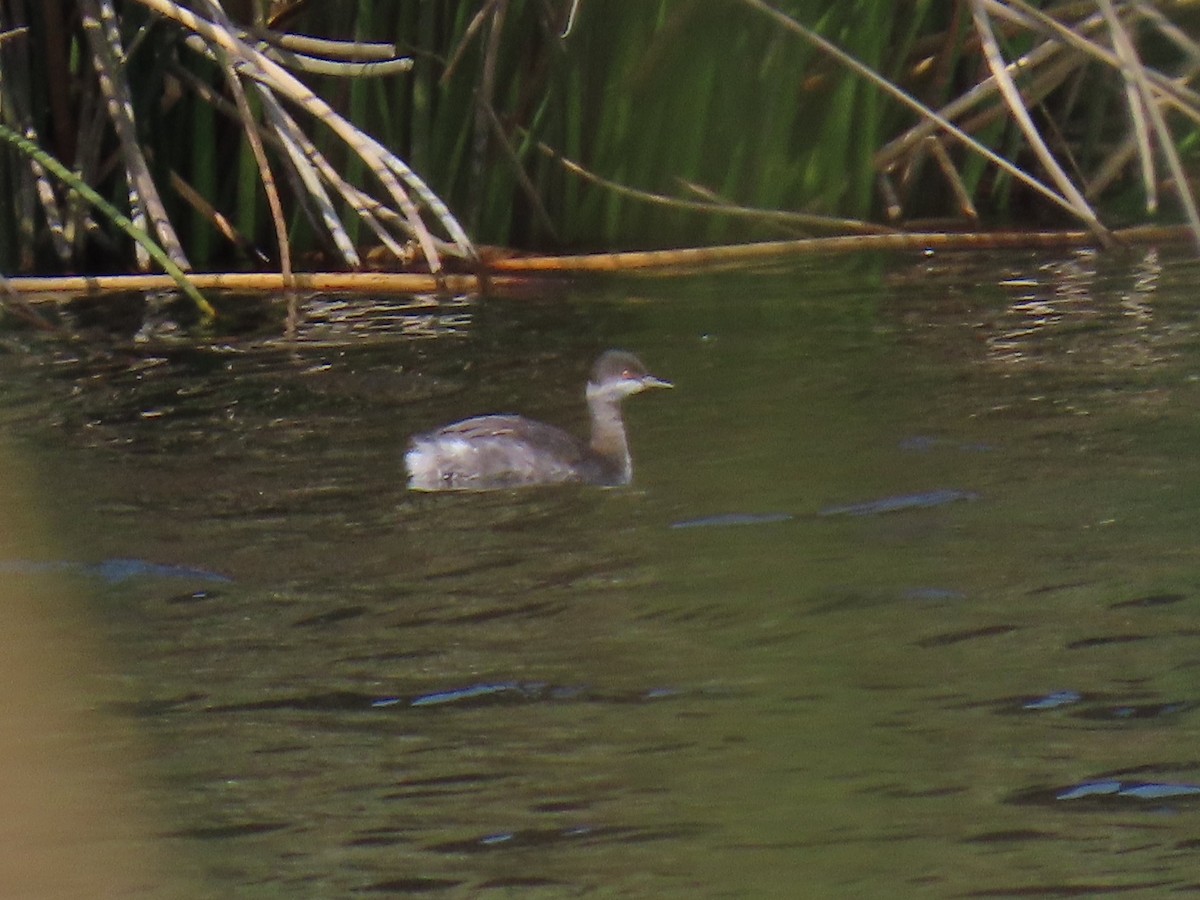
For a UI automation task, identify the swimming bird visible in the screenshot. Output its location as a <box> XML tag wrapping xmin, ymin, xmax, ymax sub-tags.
<box><xmin>405</xmin><ymin>350</ymin><xmax>672</xmax><ymax>491</ymax></box>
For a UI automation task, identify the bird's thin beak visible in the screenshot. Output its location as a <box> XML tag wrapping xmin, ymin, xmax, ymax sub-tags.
<box><xmin>644</xmin><ymin>376</ymin><xmax>673</xmax><ymax>390</ymax></box>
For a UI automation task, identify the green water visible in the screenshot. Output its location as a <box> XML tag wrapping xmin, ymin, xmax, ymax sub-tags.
<box><xmin>4</xmin><ymin>247</ymin><xmax>1200</xmax><ymax>896</ymax></box>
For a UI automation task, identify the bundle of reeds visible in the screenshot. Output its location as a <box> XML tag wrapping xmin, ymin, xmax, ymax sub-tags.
<box><xmin>1</xmin><ymin>0</ymin><xmax>1197</xmax><ymax>293</ymax></box>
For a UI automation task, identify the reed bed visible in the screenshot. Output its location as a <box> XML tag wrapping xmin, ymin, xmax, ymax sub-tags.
<box><xmin>1</xmin><ymin>0</ymin><xmax>1197</xmax><ymax>298</ymax></box>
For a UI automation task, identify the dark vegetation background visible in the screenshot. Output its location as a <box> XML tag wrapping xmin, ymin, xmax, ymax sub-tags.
<box><xmin>1</xmin><ymin>0</ymin><xmax>1198</xmax><ymax>274</ymax></box>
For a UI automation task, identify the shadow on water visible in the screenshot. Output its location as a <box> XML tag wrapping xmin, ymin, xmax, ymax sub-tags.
<box><xmin>4</xmin><ymin>248</ymin><xmax>1200</xmax><ymax>895</ymax></box>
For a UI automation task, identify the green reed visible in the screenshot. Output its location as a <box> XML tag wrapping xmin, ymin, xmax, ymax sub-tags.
<box><xmin>1</xmin><ymin>0</ymin><xmax>1197</xmax><ymax>275</ymax></box>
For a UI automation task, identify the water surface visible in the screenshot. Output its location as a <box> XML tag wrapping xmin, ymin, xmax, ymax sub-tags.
<box><xmin>4</xmin><ymin>247</ymin><xmax>1200</xmax><ymax>896</ymax></box>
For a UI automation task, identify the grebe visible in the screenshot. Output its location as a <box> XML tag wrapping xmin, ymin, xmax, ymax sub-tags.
<box><xmin>405</xmin><ymin>350</ymin><xmax>672</xmax><ymax>491</ymax></box>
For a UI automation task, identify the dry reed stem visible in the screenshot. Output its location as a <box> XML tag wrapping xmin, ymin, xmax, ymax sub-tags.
<box><xmin>441</xmin><ymin>2</ymin><xmax>494</xmax><ymax>85</ymax></box>
<box><xmin>5</xmin><ymin>227</ymin><xmax>1194</xmax><ymax>302</ymax></box>
<box><xmin>258</xmin><ymin>48</ymin><xmax>413</xmax><ymax>78</ymax></box>
<box><xmin>480</xmin><ymin>104</ymin><xmax>559</xmax><ymax>241</ymax></box>
<box><xmin>169</xmin><ymin>61</ymin><xmax>432</xmax><ymax>262</ymax></box>
<box><xmin>927</xmin><ymin>138</ymin><xmax>980</xmax><ymax>222</ymax></box>
<box><xmin>0</xmin><ymin>14</ymin><xmax>73</xmax><ymax>265</ymax></box>
<box><xmin>1098</xmin><ymin>0</ymin><xmax>1200</xmax><ymax>243</ymax></box>
<box><xmin>248</xmin><ymin>30</ymin><xmax>400</xmax><ymax>62</ymax></box>
<box><xmin>81</xmin><ymin>0</ymin><xmax>190</xmax><ymax>269</ymax></box>
<box><xmin>737</xmin><ymin>0</ymin><xmax>1103</xmax><ymax>230</ymax></box>
<box><xmin>130</xmin><ymin>0</ymin><xmax>474</xmax><ymax>269</ymax></box>
<box><xmin>166</xmin><ymin>169</ymin><xmax>263</xmax><ymax>261</ymax></box>
<box><xmin>1099</xmin><ymin>0</ymin><xmax>1157</xmax><ymax>210</ymax></box>
<box><xmin>538</xmin><ymin>143</ymin><xmax>898</xmax><ymax>236</ymax></box>
<box><xmin>969</xmin><ymin>0</ymin><xmax>1110</xmax><ymax>241</ymax></box>
<box><xmin>994</xmin><ymin>0</ymin><xmax>1200</xmax><ymax>117</ymax></box>
<box><xmin>196</xmin><ymin>0</ymin><xmax>292</xmax><ymax>277</ymax></box>
<box><xmin>6</xmin><ymin>272</ymin><xmax>482</xmax><ymax>298</ymax></box>
<box><xmin>257</xmin><ymin>88</ymin><xmax>361</xmax><ymax>266</ymax></box>
<box><xmin>876</xmin><ymin>20</ymin><xmax>1101</xmax><ymax>169</ymax></box>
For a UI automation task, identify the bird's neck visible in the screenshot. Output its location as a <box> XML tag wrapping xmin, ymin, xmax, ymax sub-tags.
<box><xmin>587</xmin><ymin>389</ymin><xmax>631</xmax><ymax>484</ymax></box>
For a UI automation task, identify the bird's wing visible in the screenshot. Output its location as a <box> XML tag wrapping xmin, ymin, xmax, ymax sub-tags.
<box><xmin>425</xmin><ymin>415</ymin><xmax>587</xmax><ymax>462</ymax></box>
